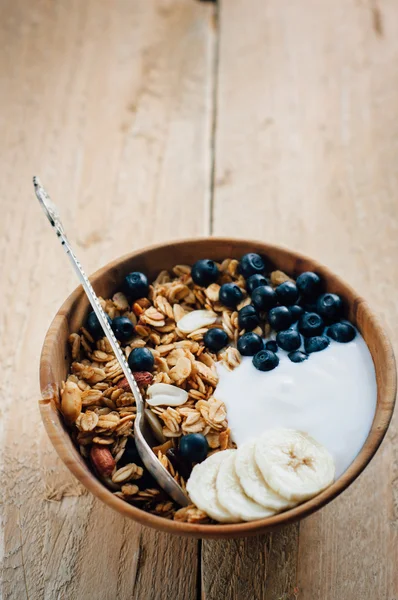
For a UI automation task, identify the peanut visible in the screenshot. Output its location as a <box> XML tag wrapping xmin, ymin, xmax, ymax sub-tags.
<box><xmin>116</xmin><ymin>371</ymin><xmax>153</xmax><ymax>391</ymax></box>
<box><xmin>61</xmin><ymin>381</ymin><xmax>82</xmax><ymax>424</ymax></box>
<box><xmin>90</xmin><ymin>445</ymin><xmax>115</xmax><ymax>477</ymax></box>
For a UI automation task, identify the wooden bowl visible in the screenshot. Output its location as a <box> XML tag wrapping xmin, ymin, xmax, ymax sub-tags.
<box><xmin>39</xmin><ymin>238</ymin><xmax>396</xmax><ymax>538</ymax></box>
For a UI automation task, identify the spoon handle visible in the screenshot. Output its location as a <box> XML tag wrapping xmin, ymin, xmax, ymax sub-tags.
<box><xmin>34</xmin><ymin>177</ymin><xmax>190</xmax><ymax>507</ymax></box>
<box><xmin>33</xmin><ymin>177</ymin><xmax>144</xmax><ymax>416</ymax></box>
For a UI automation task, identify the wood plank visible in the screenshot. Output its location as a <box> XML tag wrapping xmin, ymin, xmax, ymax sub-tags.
<box><xmin>203</xmin><ymin>0</ymin><xmax>398</xmax><ymax>598</ymax></box>
<box><xmin>201</xmin><ymin>527</ymin><xmax>299</xmax><ymax>600</ymax></box>
<box><xmin>0</xmin><ymin>1</ymin><xmax>214</xmax><ymax>599</ymax></box>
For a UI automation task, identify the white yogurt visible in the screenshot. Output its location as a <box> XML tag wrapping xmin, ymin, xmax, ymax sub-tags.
<box><xmin>215</xmin><ymin>334</ymin><xmax>377</xmax><ymax>478</ymax></box>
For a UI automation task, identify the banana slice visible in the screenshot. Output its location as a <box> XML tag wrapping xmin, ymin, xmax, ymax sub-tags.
<box><xmin>255</xmin><ymin>429</ymin><xmax>335</xmax><ymax>502</ymax></box>
<box><xmin>186</xmin><ymin>450</ymin><xmax>237</xmax><ymax>523</ymax></box>
<box><xmin>235</xmin><ymin>441</ymin><xmax>293</xmax><ymax>511</ymax></box>
<box><xmin>216</xmin><ymin>452</ymin><xmax>275</xmax><ymax>521</ymax></box>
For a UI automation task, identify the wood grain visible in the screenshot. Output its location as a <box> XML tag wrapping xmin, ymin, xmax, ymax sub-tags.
<box><xmin>201</xmin><ymin>528</ymin><xmax>299</xmax><ymax>600</ymax></box>
<box><xmin>0</xmin><ymin>1</ymin><xmax>214</xmax><ymax>599</ymax></box>
<box><xmin>2</xmin><ymin>0</ymin><xmax>398</xmax><ymax>598</ymax></box>
<box><xmin>203</xmin><ymin>0</ymin><xmax>398</xmax><ymax>598</ymax></box>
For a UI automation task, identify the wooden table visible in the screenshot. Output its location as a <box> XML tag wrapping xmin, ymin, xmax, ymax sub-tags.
<box><xmin>1</xmin><ymin>1</ymin><xmax>397</xmax><ymax>598</ymax></box>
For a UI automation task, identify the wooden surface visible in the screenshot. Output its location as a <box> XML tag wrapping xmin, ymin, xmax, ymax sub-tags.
<box><xmin>1</xmin><ymin>0</ymin><xmax>397</xmax><ymax>598</ymax></box>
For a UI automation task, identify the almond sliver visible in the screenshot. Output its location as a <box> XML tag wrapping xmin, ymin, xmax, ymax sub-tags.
<box><xmin>146</xmin><ymin>383</ymin><xmax>188</xmax><ymax>407</ymax></box>
<box><xmin>177</xmin><ymin>310</ymin><xmax>217</xmax><ymax>334</ymax></box>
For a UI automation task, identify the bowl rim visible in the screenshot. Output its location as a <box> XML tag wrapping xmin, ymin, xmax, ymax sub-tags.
<box><xmin>39</xmin><ymin>236</ymin><xmax>397</xmax><ymax>538</ymax></box>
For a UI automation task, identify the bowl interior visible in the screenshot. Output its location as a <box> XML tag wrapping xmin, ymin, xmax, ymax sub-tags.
<box><xmin>39</xmin><ymin>238</ymin><xmax>396</xmax><ymax>538</ymax></box>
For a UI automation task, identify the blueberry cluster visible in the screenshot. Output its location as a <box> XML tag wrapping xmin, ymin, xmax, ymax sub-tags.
<box><xmin>85</xmin><ymin>257</ymin><xmax>357</xmax><ymax>381</ymax></box>
<box><xmin>85</xmin><ymin>271</ymin><xmax>156</xmax><ymax>373</ymax></box>
<box><xmin>234</xmin><ymin>254</ymin><xmax>356</xmax><ymax>372</ymax></box>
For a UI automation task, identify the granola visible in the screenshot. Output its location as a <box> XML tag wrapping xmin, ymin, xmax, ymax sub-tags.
<box><xmin>61</xmin><ymin>257</ymin><xmax>293</xmax><ymax>522</ymax></box>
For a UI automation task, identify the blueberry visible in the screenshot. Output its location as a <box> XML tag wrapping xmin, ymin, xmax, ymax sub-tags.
<box><xmin>166</xmin><ymin>447</ymin><xmax>192</xmax><ymax>480</ymax></box>
<box><xmin>300</xmin><ymin>300</ymin><xmax>318</xmax><ymax>313</ymax></box>
<box><xmin>239</xmin><ymin>253</ymin><xmax>265</xmax><ymax>278</ymax></box>
<box><xmin>304</xmin><ymin>335</ymin><xmax>330</xmax><ymax>353</ymax></box>
<box><xmin>265</xmin><ymin>340</ymin><xmax>278</xmax><ymax>352</ymax></box>
<box><xmin>237</xmin><ymin>332</ymin><xmax>264</xmax><ymax>356</ymax></box>
<box><xmin>246</xmin><ymin>274</ymin><xmax>268</xmax><ymax>294</ymax></box>
<box><xmin>238</xmin><ymin>305</ymin><xmax>260</xmax><ymax>331</ymax></box>
<box><xmin>112</xmin><ymin>316</ymin><xmax>134</xmax><ymax>342</ymax></box>
<box><xmin>288</xmin><ymin>351</ymin><xmax>309</xmax><ymax>363</ymax></box>
<box><xmin>251</xmin><ymin>286</ymin><xmax>278</xmax><ymax>311</ymax></box>
<box><xmin>298</xmin><ymin>312</ymin><xmax>324</xmax><ymax>337</ymax></box>
<box><xmin>118</xmin><ymin>437</ymin><xmax>141</xmax><ymax>467</ymax></box>
<box><xmin>276</xmin><ymin>329</ymin><xmax>302</xmax><ymax>352</ymax></box>
<box><xmin>289</xmin><ymin>304</ymin><xmax>304</xmax><ymax>323</ymax></box>
<box><xmin>253</xmin><ymin>349</ymin><xmax>279</xmax><ymax>371</ymax></box>
<box><xmin>316</xmin><ymin>293</ymin><xmax>343</xmax><ymax>320</ymax></box>
<box><xmin>191</xmin><ymin>259</ymin><xmax>219</xmax><ymax>287</ymax></box>
<box><xmin>179</xmin><ymin>433</ymin><xmax>209</xmax><ymax>463</ymax></box>
<box><xmin>203</xmin><ymin>328</ymin><xmax>229</xmax><ymax>352</ymax></box>
<box><xmin>86</xmin><ymin>311</ymin><xmax>112</xmax><ymax>340</ymax></box>
<box><xmin>275</xmin><ymin>281</ymin><xmax>299</xmax><ymax>306</ymax></box>
<box><xmin>219</xmin><ymin>282</ymin><xmax>243</xmax><ymax>308</ymax></box>
<box><xmin>127</xmin><ymin>347</ymin><xmax>154</xmax><ymax>372</ymax></box>
<box><xmin>327</xmin><ymin>322</ymin><xmax>356</xmax><ymax>343</ymax></box>
<box><xmin>296</xmin><ymin>272</ymin><xmax>322</xmax><ymax>299</ymax></box>
<box><xmin>123</xmin><ymin>271</ymin><xmax>149</xmax><ymax>301</ymax></box>
<box><xmin>268</xmin><ymin>306</ymin><xmax>293</xmax><ymax>331</ymax></box>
